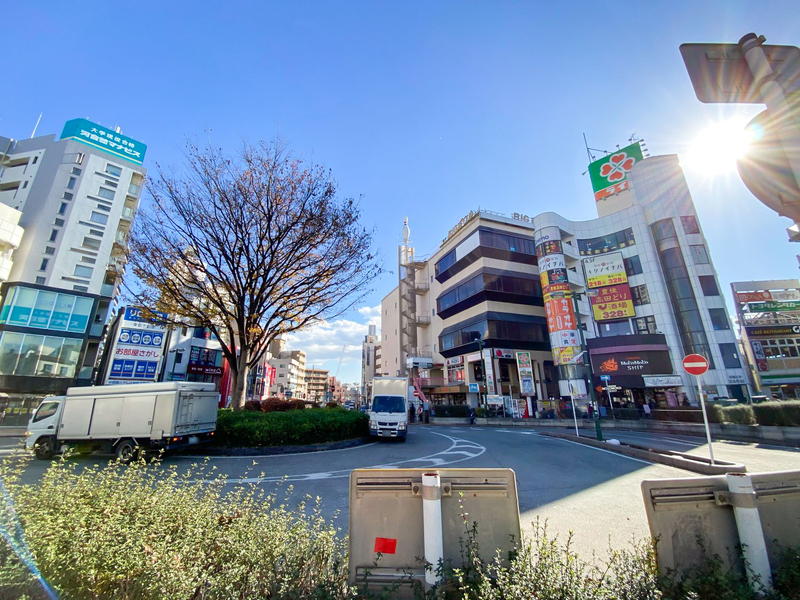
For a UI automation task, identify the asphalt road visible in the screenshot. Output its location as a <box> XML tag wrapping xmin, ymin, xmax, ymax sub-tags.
<box><xmin>5</xmin><ymin>425</ymin><xmax>799</xmax><ymax>558</ymax></box>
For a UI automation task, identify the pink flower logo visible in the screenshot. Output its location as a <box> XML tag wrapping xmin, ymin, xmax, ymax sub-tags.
<box><xmin>600</xmin><ymin>152</ymin><xmax>636</xmax><ymax>182</ymax></box>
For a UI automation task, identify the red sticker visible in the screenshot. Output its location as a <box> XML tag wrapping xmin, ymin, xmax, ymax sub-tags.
<box><xmin>373</xmin><ymin>537</ymin><xmax>397</xmax><ymax>554</ymax></box>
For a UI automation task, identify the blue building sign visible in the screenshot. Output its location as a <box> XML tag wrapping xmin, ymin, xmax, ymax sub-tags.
<box><xmin>60</xmin><ymin>118</ymin><xmax>147</xmax><ymax>165</ymax></box>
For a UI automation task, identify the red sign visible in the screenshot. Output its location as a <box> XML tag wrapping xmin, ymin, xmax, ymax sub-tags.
<box><xmin>545</xmin><ymin>295</ymin><xmax>577</xmax><ymax>332</ymax></box>
<box><xmin>735</xmin><ymin>291</ymin><xmax>772</xmax><ymax>303</ymax></box>
<box><xmin>682</xmin><ymin>354</ymin><xmax>709</xmax><ymax>376</ymax></box>
<box><xmin>373</xmin><ymin>537</ymin><xmax>397</xmax><ymax>554</ymax></box>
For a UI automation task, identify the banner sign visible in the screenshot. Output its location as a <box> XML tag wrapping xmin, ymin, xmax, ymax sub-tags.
<box><xmin>745</xmin><ymin>325</ymin><xmax>800</xmax><ymax>337</ymax></box>
<box><xmin>748</xmin><ymin>301</ymin><xmax>800</xmax><ymax>312</ymax></box>
<box><xmin>515</xmin><ymin>351</ymin><xmax>535</xmax><ymax>395</ymax></box>
<box><xmin>545</xmin><ymin>295</ymin><xmax>577</xmax><ymax>332</ymax></box>
<box><xmin>587</xmin><ymin>141</ymin><xmax>643</xmax><ymax>202</ymax></box>
<box><xmin>482</xmin><ymin>348</ymin><xmax>496</xmax><ymax>395</ymax></box>
<box><xmin>104</xmin><ymin>305</ymin><xmax>167</xmax><ymax>384</ymax></box>
<box><xmin>750</xmin><ymin>340</ymin><xmax>768</xmax><ymax>371</ymax></box>
<box><xmin>590</xmin><ymin>283</ymin><xmax>636</xmax><ymax>321</ymax></box>
<box><xmin>736</xmin><ymin>289</ymin><xmax>800</xmax><ymax>303</ymax></box>
<box><xmin>61</xmin><ymin>118</ymin><xmax>147</xmax><ymax>165</ymax></box>
<box><xmin>642</xmin><ymin>375</ymin><xmax>683</xmax><ymax>387</ymax></box>
<box><xmin>538</xmin><ymin>254</ymin><xmax>566</xmax><ymax>272</ymax></box>
<box><xmin>445</xmin><ymin>356</ymin><xmax>464</xmax><ymax>366</ymax></box>
<box><xmin>553</xmin><ymin>346</ymin><xmax>580</xmax><ymax>365</ymax></box>
<box><xmin>583</xmin><ymin>253</ymin><xmax>627</xmax><ymax>288</ymax></box>
<box><xmin>591</xmin><ymin>350</ymin><xmax>673</xmax><ymax>376</ymax></box>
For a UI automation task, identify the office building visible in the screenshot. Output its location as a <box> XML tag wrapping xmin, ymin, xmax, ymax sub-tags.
<box><xmin>361</xmin><ymin>324</ymin><xmax>380</xmax><ymax>400</ymax></box>
<box><xmin>381</xmin><ymin>145</ymin><xmax>747</xmax><ymax>415</ymax></box>
<box><xmin>732</xmin><ymin>279</ymin><xmax>800</xmax><ymax>399</ymax></box>
<box><xmin>0</xmin><ymin>119</ymin><xmax>146</xmax><ymax>422</ymax></box>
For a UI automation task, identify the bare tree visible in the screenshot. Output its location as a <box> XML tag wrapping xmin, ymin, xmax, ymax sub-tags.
<box><xmin>127</xmin><ymin>143</ymin><xmax>380</xmax><ymax>408</ymax></box>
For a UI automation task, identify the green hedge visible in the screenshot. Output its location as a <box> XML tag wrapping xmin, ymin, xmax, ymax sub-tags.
<box><xmin>719</xmin><ymin>404</ymin><xmax>757</xmax><ymax>425</ymax></box>
<box><xmin>751</xmin><ymin>401</ymin><xmax>800</xmax><ymax>427</ymax></box>
<box><xmin>215</xmin><ymin>407</ymin><xmax>368</xmax><ymax>447</ymax></box>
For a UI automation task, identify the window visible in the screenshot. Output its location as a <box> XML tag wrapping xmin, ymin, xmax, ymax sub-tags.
<box><xmin>62</xmin><ymin>192</ymin><xmax>73</xmax><ymax>200</ymax></box>
<box><xmin>479</xmin><ymin>230</ymin><xmax>535</xmax><ymax>254</ymax></box>
<box><xmin>709</xmin><ymin>308</ymin><xmax>730</xmax><ymax>330</ymax></box>
<box><xmin>72</xmin><ymin>285</ymin><xmax>88</xmax><ymax>292</ymax></box>
<box><xmin>435</xmin><ymin>250</ymin><xmax>457</xmax><ymax>275</ymax></box>
<box><xmin>32</xmin><ymin>156</ymin><xmax>38</xmax><ymax>164</ymax></box>
<box><xmin>58</xmin><ymin>202</ymin><xmax>68</xmax><ymax>215</ymax></box>
<box><xmin>651</xmin><ymin>219</ymin><xmax>677</xmax><ymax>241</ymax></box>
<box><xmin>690</xmin><ymin>244</ymin><xmax>710</xmax><ymax>264</ymax></box>
<box><xmin>74</xmin><ymin>265</ymin><xmax>93</xmax><ymax>279</ymax></box>
<box><xmin>97</xmin><ymin>187</ymin><xmax>115</xmax><ymax>200</ymax></box>
<box><xmin>44</xmin><ymin>246</ymin><xmax>55</xmax><ymax>255</ymax></box>
<box><xmin>35</xmin><ymin>277</ymin><xmax>45</xmax><ymax>285</ymax></box>
<box><xmin>48</xmin><ymin>229</ymin><xmax>58</xmax><ymax>242</ymax></box>
<box><xmin>634</xmin><ymin>315</ymin><xmax>658</xmax><ymax>334</ymax></box>
<box><xmin>82</xmin><ymin>237</ymin><xmax>101</xmax><ymax>250</ymax></box>
<box><xmin>80</xmin><ymin>256</ymin><xmax>96</xmax><ymax>264</ymax></box>
<box><xmin>54</xmin><ymin>218</ymin><xmax>64</xmax><ymax>227</ymax></box>
<box><xmin>89</xmin><ymin>229</ymin><xmax>104</xmax><ymax>237</ymax></box>
<box><xmin>681</xmin><ymin>215</ymin><xmax>700</xmax><ymax>234</ymax></box>
<box><xmin>597</xmin><ymin>320</ymin><xmax>631</xmax><ymax>337</ymax></box>
<box><xmin>89</xmin><ymin>211</ymin><xmax>108</xmax><ymax>225</ymax></box>
<box><xmin>67</xmin><ymin>177</ymin><xmax>77</xmax><ymax>190</ymax></box>
<box><xmin>631</xmin><ymin>284</ymin><xmax>650</xmax><ymax>306</ymax></box>
<box><xmin>39</xmin><ymin>259</ymin><xmax>48</xmax><ymax>271</ymax></box>
<box><xmin>75</xmin><ymin>153</ymin><xmax>84</xmax><ymax>164</ymax></box>
<box><xmin>719</xmin><ymin>343</ymin><xmax>741</xmax><ymax>369</ymax></box>
<box><xmin>96</xmin><ymin>203</ymin><xmax>111</xmax><ymax>212</ymax></box>
<box><xmin>699</xmin><ymin>275</ymin><xmax>719</xmax><ymax>296</ymax></box>
<box><xmin>104</xmin><ymin>180</ymin><xmax>118</xmax><ymax>188</ymax></box>
<box><xmin>175</xmin><ymin>351</ymin><xmax>184</xmax><ymax>365</ymax></box>
<box><xmin>578</xmin><ymin>228</ymin><xmax>635</xmax><ymax>255</ymax></box>
<box><xmin>105</xmin><ymin>163</ymin><xmax>122</xmax><ymax>177</ymax></box>
<box><xmin>624</xmin><ymin>255</ymin><xmax>643</xmax><ymax>276</ymax></box>
<box><xmin>32</xmin><ymin>401</ymin><xmax>60</xmax><ymax>422</ymax></box>
<box><xmin>71</xmin><ymin>167</ymin><xmax>81</xmax><ymax>175</ymax></box>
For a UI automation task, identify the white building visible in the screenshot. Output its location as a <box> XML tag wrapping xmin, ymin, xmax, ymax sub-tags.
<box><xmin>0</xmin><ymin>120</ymin><xmax>146</xmax><ymax>422</ymax></box>
<box><xmin>360</xmin><ymin>324</ymin><xmax>380</xmax><ymax>400</ymax></box>
<box><xmin>268</xmin><ymin>339</ymin><xmax>307</xmax><ymax>399</ymax></box>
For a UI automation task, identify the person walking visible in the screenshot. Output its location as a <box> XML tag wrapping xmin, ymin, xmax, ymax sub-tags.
<box><xmin>422</xmin><ymin>399</ymin><xmax>430</xmax><ymax>423</ymax></box>
<box><xmin>468</xmin><ymin>406</ymin><xmax>476</xmax><ymax>425</ymax></box>
<box><xmin>408</xmin><ymin>404</ymin><xmax>415</xmax><ymax>423</ymax></box>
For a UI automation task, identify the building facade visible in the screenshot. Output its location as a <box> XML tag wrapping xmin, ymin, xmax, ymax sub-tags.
<box><xmin>0</xmin><ymin>120</ymin><xmax>146</xmax><ymax>423</ymax></box>
<box><xmin>305</xmin><ymin>368</ymin><xmax>329</xmax><ymax>404</ymax></box>
<box><xmin>732</xmin><ymin>279</ymin><xmax>800</xmax><ymax>400</ymax></box>
<box><xmin>381</xmin><ymin>148</ymin><xmax>748</xmax><ymax>415</ymax></box>
<box><xmin>360</xmin><ymin>324</ymin><xmax>380</xmax><ymax>400</ymax></box>
<box><xmin>269</xmin><ymin>348</ymin><xmax>307</xmax><ymax>399</ymax></box>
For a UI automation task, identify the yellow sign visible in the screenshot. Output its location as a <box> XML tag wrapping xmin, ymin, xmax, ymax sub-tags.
<box><xmin>553</xmin><ymin>346</ymin><xmax>580</xmax><ymax>365</ymax></box>
<box><xmin>592</xmin><ymin>299</ymin><xmax>635</xmax><ymax>321</ymax></box>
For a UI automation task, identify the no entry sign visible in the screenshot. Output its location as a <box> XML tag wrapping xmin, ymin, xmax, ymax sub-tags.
<box><xmin>682</xmin><ymin>354</ymin><xmax>709</xmax><ymax>376</ymax></box>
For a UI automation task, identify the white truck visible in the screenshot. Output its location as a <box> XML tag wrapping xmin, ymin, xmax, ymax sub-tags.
<box><xmin>26</xmin><ymin>381</ymin><xmax>219</xmax><ymax>462</ymax></box>
<box><xmin>369</xmin><ymin>377</ymin><xmax>410</xmax><ymax>441</ymax></box>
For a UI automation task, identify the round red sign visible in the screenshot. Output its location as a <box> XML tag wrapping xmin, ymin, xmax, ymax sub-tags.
<box><xmin>682</xmin><ymin>354</ymin><xmax>709</xmax><ymax>376</ymax></box>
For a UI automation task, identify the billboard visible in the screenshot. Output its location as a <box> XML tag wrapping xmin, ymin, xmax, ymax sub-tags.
<box><xmin>583</xmin><ymin>252</ymin><xmax>627</xmax><ymax>288</ymax></box>
<box><xmin>587</xmin><ymin>142</ymin><xmax>644</xmax><ymax>202</ymax></box>
<box><xmin>591</xmin><ymin>350</ymin><xmax>673</xmax><ymax>376</ymax></box>
<box><xmin>590</xmin><ymin>283</ymin><xmax>636</xmax><ymax>321</ymax></box>
<box><xmin>60</xmin><ymin>118</ymin><xmax>147</xmax><ymax>165</ymax></box>
<box><xmin>745</xmin><ymin>324</ymin><xmax>800</xmax><ymax>337</ymax></box>
<box><xmin>748</xmin><ymin>300</ymin><xmax>800</xmax><ymax>312</ymax></box>
<box><xmin>515</xmin><ymin>351</ymin><xmax>535</xmax><ymax>395</ymax></box>
<box><xmin>105</xmin><ymin>306</ymin><xmax>168</xmax><ymax>384</ymax></box>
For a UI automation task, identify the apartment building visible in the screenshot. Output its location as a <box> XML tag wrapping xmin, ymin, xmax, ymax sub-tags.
<box><xmin>360</xmin><ymin>324</ymin><xmax>380</xmax><ymax>399</ymax></box>
<box><xmin>0</xmin><ymin>119</ymin><xmax>146</xmax><ymax>422</ymax></box>
<box><xmin>268</xmin><ymin>342</ymin><xmax>307</xmax><ymax>399</ymax></box>
<box><xmin>305</xmin><ymin>368</ymin><xmax>329</xmax><ymax>403</ymax></box>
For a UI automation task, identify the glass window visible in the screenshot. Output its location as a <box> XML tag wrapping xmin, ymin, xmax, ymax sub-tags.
<box><xmin>0</xmin><ymin>332</ymin><xmax>23</xmax><ymax>373</ymax></box>
<box><xmin>82</xmin><ymin>237</ymin><xmax>101</xmax><ymax>251</ymax></box>
<box><xmin>631</xmin><ymin>284</ymin><xmax>650</xmax><ymax>306</ymax></box>
<box><xmin>634</xmin><ymin>315</ymin><xmax>658</xmax><ymax>334</ymax></box>
<box><xmin>58</xmin><ymin>203</ymin><xmax>67</xmax><ymax>215</ymax></box>
<box><xmin>71</xmin><ymin>167</ymin><xmax>81</xmax><ymax>175</ymax></box>
<box><xmin>681</xmin><ymin>215</ymin><xmax>700</xmax><ymax>234</ymax></box>
<box><xmin>699</xmin><ymin>275</ymin><xmax>719</xmax><ymax>296</ymax></box>
<box><xmin>435</xmin><ymin>250</ymin><xmax>456</xmax><ymax>275</ymax></box>
<box><xmin>709</xmin><ymin>308</ymin><xmax>730</xmax><ymax>330</ymax></box>
<box><xmin>54</xmin><ymin>218</ymin><xmax>64</xmax><ymax>227</ymax></box>
<box><xmin>597</xmin><ymin>320</ymin><xmax>631</xmax><ymax>337</ymax></box>
<box><xmin>690</xmin><ymin>244</ymin><xmax>710</xmax><ymax>265</ymax></box>
<box><xmin>3</xmin><ymin>287</ymin><xmax>36</xmax><ymax>326</ymax></box>
<box><xmin>74</xmin><ymin>265</ymin><xmax>93</xmax><ymax>279</ymax></box>
<box><xmin>578</xmin><ymin>228</ymin><xmax>635</xmax><ymax>255</ymax></box>
<box><xmin>105</xmin><ymin>164</ymin><xmax>122</xmax><ymax>177</ymax></box>
<box><xmin>68</xmin><ymin>297</ymin><xmax>93</xmax><ymax>333</ymax></box>
<box><xmin>49</xmin><ymin>229</ymin><xmax>58</xmax><ymax>242</ymax></box>
<box><xmin>30</xmin><ymin>291</ymin><xmax>57</xmax><ymax>328</ymax></box>
<box><xmin>479</xmin><ymin>230</ymin><xmax>535</xmax><ymax>254</ymax></box>
<box><xmin>624</xmin><ymin>255</ymin><xmax>643</xmax><ymax>276</ymax></box>
<box><xmin>33</xmin><ymin>401</ymin><xmax>60</xmax><ymax>422</ymax></box>
<box><xmin>15</xmin><ymin>335</ymin><xmax>44</xmax><ymax>376</ymax></box>
<box><xmin>62</xmin><ymin>192</ymin><xmax>73</xmax><ymax>201</ymax></box>
<box><xmin>97</xmin><ymin>187</ymin><xmax>115</xmax><ymax>200</ymax></box>
<box><xmin>719</xmin><ymin>343</ymin><xmax>741</xmax><ymax>369</ymax></box>
<box><xmin>90</xmin><ymin>211</ymin><xmax>108</xmax><ymax>225</ymax></box>
<box><xmin>39</xmin><ymin>259</ymin><xmax>48</xmax><ymax>271</ymax></box>
<box><xmin>651</xmin><ymin>219</ymin><xmax>677</xmax><ymax>241</ymax></box>
<box><xmin>50</xmin><ymin>294</ymin><xmax>75</xmax><ymax>331</ymax></box>
<box><xmin>35</xmin><ymin>336</ymin><xmax>62</xmax><ymax>376</ymax></box>
<box><xmin>96</xmin><ymin>204</ymin><xmax>111</xmax><ymax>212</ymax></box>
<box><xmin>67</xmin><ymin>177</ymin><xmax>76</xmax><ymax>190</ymax></box>
<box><xmin>57</xmin><ymin>338</ymin><xmax>83</xmax><ymax>377</ymax></box>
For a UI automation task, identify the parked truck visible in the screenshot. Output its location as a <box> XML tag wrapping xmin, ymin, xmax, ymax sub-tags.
<box><xmin>26</xmin><ymin>381</ymin><xmax>219</xmax><ymax>462</ymax></box>
<box><xmin>369</xmin><ymin>377</ymin><xmax>410</xmax><ymax>441</ymax></box>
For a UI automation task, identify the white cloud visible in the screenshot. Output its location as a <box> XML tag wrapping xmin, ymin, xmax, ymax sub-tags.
<box><xmin>282</xmin><ymin>305</ymin><xmax>381</xmax><ymax>384</ymax></box>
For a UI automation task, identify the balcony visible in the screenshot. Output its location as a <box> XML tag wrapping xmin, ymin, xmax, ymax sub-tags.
<box><xmin>415</xmin><ymin>314</ymin><xmax>431</xmax><ymax>326</ymax></box>
<box><xmin>414</xmin><ymin>281</ymin><xmax>429</xmax><ymax>294</ymax></box>
<box><xmin>119</xmin><ymin>206</ymin><xmax>136</xmax><ymax>222</ymax></box>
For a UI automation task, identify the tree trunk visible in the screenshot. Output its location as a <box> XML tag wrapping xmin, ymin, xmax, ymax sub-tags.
<box><xmin>233</xmin><ymin>352</ymin><xmax>250</xmax><ymax>410</ymax></box>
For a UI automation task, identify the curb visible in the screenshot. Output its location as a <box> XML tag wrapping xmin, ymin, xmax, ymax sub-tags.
<box><xmin>190</xmin><ymin>436</ymin><xmax>372</xmax><ymax>457</ymax></box>
<box><xmin>540</xmin><ymin>431</ymin><xmax>747</xmax><ymax>475</ymax></box>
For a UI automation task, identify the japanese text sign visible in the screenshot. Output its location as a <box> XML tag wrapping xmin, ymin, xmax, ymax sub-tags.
<box><xmin>61</xmin><ymin>118</ymin><xmax>147</xmax><ymax>165</ymax></box>
<box><xmin>590</xmin><ymin>284</ymin><xmax>636</xmax><ymax>321</ymax></box>
<box><xmin>583</xmin><ymin>253</ymin><xmax>627</xmax><ymax>288</ymax></box>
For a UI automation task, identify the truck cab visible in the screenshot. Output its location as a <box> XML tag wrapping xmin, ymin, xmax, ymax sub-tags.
<box><xmin>25</xmin><ymin>396</ymin><xmax>64</xmax><ymax>458</ymax></box>
<box><xmin>369</xmin><ymin>377</ymin><xmax>409</xmax><ymax>441</ymax></box>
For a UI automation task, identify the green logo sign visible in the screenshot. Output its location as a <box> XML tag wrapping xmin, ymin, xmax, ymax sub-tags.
<box><xmin>60</xmin><ymin>118</ymin><xmax>146</xmax><ymax>165</ymax></box>
<box><xmin>587</xmin><ymin>142</ymin><xmax>643</xmax><ymax>201</ymax></box>
<box><xmin>749</xmin><ymin>301</ymin><xmax>800</xmax><ymax>312</ymax></box>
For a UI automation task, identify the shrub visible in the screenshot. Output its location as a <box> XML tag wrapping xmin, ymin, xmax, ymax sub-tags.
<box><xmin>244</xmin><ymin>398</ymin><xmax>307</xmax><ymax>412</ymax></box>
<box><xmin>719</xmin><ymin>404</ymin><xmax>756</xmax><ymax>425</ymax></box>
<box><xmin>0</xmin><ymin>458</ymin><xmax>352</xmax><ymax>600</ymax></box>
<box><xmin>215</xmin><ymin>408</ymin><xmax>368</xmax><ymax>447</ymax></box>
<box><xmin>653</xmin><ymin>407</ymin><xmax>719</xmax><ymax>423</ymax></box>
<box><xmin>752</xmin><ymin>401</ymin><xmax>800</xmax><ymax>427</ymax></box>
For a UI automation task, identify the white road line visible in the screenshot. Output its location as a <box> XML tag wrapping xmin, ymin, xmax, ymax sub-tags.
<box><xmin>546</xmin><ymin>436</ymin><xmax>655</xmax><ymax>466</ymax></box>
<box><xmin>179</xmin><ymin>441</ymin><xmax>378</xmax><ymax>460</ymax></box>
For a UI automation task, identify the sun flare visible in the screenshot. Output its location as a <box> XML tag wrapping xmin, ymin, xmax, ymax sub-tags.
<box><xmin>682</xmin><ymin>118</ymin><xmax>754</xmax><ymax>175</ymax></box>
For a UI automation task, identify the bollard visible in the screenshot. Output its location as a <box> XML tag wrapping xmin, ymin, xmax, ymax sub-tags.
<box><xmin>421</xmin><ymin>472</ymin><xmax>444</xmax><ymax>586</ymax></box>
<box><xmin>594</xmin><ymin>419</ymin><xmax>604</xmax><ymax>441</ymax></box>
<box><xmin>726</xmin><ymin>473</ymin><xmax>773</xmax><ymax>594</ymax></box>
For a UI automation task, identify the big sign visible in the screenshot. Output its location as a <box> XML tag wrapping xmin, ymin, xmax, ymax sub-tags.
<box><xmin>582</xmin><ymin>253</ymin><xmax>627</xmax><ymax>288</ymax></box>
<box><xmin>590</xmin><ymin>283</ymin><xmax>636</xmax><ymax>321</ymax></box>
<box><xmin>587</xmin><ymin>142</ymin><xmax>644</xmax><ymax>201</ymax></box>
<box><xmin>61</xmin><ymin>118</ymin><xmax>147</xmax><ymax>165</ymax></box>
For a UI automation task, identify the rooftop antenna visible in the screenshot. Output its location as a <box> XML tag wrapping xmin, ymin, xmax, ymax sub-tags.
<box><xmin>582</xmin><ymin>132</ymin><xmax>596</xmax><ymax>162</ymax></box>
<box><xmin>401</xmin><ymin>217</ymin><xmax>411</xmax><ymax>244</ymax></box>
<box><xmin>30</xmin><ymin>113</ymin><xmax>43</xmax><ymax>138</ymax></box>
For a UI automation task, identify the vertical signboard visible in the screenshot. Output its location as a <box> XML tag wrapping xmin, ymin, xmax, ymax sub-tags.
<box><xmin>587</xmin><ymin>141</ymin><xmax>643</xmax><ymax>202</ymax></box>
<box><xmin>482</xmin><ymin>348</ymin><xmax>496</xmax><ymax>395</ymax></box>
<box><xmin>105</xmin><ymin>307</ymin><xmax>168</xmax><ymax>385</ymax></box>
<box><xmin>515</xmin><ymin>351</ymin><xmax>534</xmax><ymax>395</ymax></box>
<box><xmin>536</xmin><ymin>226</ymin><xmax>582</xmax><ymax>366</ymax></box>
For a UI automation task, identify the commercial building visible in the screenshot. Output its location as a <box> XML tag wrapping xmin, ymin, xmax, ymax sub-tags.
<box><xmin>268</xmin><ymin>338</ymin><xmax>307</xmax><ymax>399</ymax></box>
<box><xmin>305</xmin><ymin>368</ymin><xmax>329</xmax><ymax>404</ymax></box>
<box><xmin>732</xmin><ymin>279</ymin><xmax>800</xmax><ymax>399</ymax></box>
<box><xmin>361</xmin><ymin>324</ymin><xmax>380</xmax><ymax>400</ymax></box>
<box><xmin>0</xmin><ymin>119</ymin><xmax>146</xmax><ymax>423</ymax></box>
<box><xmin>381</xmin><ymin>145</ymin><xmax>747</xmax><ymax>415</ymax></box>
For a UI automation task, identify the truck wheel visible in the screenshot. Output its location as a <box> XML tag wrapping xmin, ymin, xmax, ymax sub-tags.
<box><xmin>115</xmin><ymin>439</ymin><xmax>139</xmax><ymax>464</ymax></box>
<box><xmin>33</xmin><ymin>437</ymin><xmax>55</xmax><ymax>460</ymax></box>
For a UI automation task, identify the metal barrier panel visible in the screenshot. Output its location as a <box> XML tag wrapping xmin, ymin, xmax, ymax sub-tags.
<box><xmin>642</xmin><ymin>470</ymin><xmax>800</xmax><ymax>575</ymax></box>
<box><xmin>349</xmin><ymin>468</ymin><xmax>520</xmax><ymax>593</ymax></box>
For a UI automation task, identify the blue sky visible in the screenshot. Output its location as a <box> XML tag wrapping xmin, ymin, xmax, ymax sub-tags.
<box><xmin>3</xmin><ymin>2</ymin><xmax>798</xmax><ymax>383</ymax></box>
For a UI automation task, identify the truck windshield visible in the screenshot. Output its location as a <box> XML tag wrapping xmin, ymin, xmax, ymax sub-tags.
<box><xmin>32</xmin><ymin>401</ymin><xmax>60</xmax><ymax>423</ymax></box>
<box><xmin>372</xmin><ymin>396</ymin><xmax>405</xmax><ymax>413</ymax></box>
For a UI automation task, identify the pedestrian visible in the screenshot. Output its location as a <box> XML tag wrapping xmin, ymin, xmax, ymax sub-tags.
<box><xmin>642</xmin><ymin>403</ymin><xmax>652</xmax><ymax>418</ymax></box>
<box><xmin>422</xmin><ymin>399</ymin><xmax>430</xmax><ymax>423</ymax></box>
<box><xmin>468</xmin><ymin>406</ymin><xmax>476</xmax><ymax>425</ymax></box>
<box><xmin>408</xmin><ymin>404</ymin><xmax>415</xmax><ymax>423</ymax></box>
<box><xmin>417</xmin><ymin>404</ymin><xmax>423</xmax><ymax>422</ymax></box>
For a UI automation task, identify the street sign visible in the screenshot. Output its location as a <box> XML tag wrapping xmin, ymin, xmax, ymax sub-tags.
<box><xmin>682</xmin><ymin>354</ymin><xmax>709</xmax><ymax>376</ymax></box>
<box><xmin>600</xmin><ymin>375</ymin><xmax>611</xmax><ymax>382</ymax></box>
<box><xmin>679</xmin><ymin>42</ymin><xmax>800</xmax><ymax>103</ymax></box>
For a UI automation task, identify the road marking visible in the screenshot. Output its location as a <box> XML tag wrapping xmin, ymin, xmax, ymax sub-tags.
<box><xmin>180</xmin><ymin>441</ymin><xmax>378</xmax><ymax>460</ymax></box>
<box><xmin>200</xmin><ymin>430</ymin><xmax>486</xmax><ymax>484</ymax></box>
<box><xmin>546</xmin><ymin>436</ymin><xmax>655</xmax><ymax>466</ymax></box>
